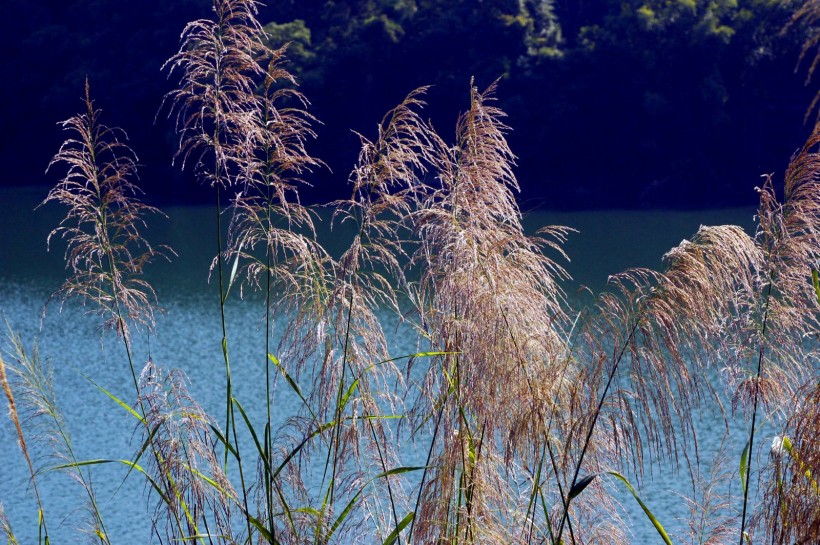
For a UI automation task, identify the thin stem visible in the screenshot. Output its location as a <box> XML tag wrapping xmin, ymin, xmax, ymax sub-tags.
<box><xmin>408</xmin><ymin>387</ymin><xmax>447</xmax><ymax>542</ymax></box>
<box><xmin>739</xmin><ymin>278</ymin><xmax>774</xmax><ymax>544</ymax></box>
<box><xmin>555</xmin><ymin>318</ymin><xmax>640</xmax><ymax>544</ymax></box>
<box><xmin>214</xmin><ymin>189</ymin><xmax>255</xmax><ymax>543</ymax></box>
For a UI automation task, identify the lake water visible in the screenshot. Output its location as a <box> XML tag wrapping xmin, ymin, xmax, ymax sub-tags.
<box><xmin>0</xmin><ymin>186</ymin><xmax>764</xmax><ymax>543</ymax></box>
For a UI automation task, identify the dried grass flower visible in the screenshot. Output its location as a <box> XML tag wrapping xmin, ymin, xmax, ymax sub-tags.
<box><xmin>43</xmin><ymin>80</ymin><xmax>168</xmax><ymax>339</ymax></box>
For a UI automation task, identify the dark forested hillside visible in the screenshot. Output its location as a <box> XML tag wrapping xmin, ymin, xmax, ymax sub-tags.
<box><xmin>2</xmin><ymin>0</ymin><xmax>815</xmax><ymax>208</ymax></box>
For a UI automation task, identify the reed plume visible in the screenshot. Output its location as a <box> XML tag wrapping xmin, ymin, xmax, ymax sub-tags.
<box><xmin>163</xmin><ymin>0</ymin><xmax>268</xmax><ymax>187</ymax></box>
<box><xmin>4</xmin><ymin>331</ymin><xmax>110</xmax><ymax>543</ymax></box>
<box><xmin>164</xmin><ymin>3</ymin><xmax>282</xmax><ymax>536</ymax></box>
<box><xmin>43</xmin><ymin>80</ymin><xmax>167</xmax><ymax>340</ymax></box>
<box><xmin>761</xmin><ymin>382</ymin><xmax>820</xmax><ymax>544</ymax></box>
<box><xmin>0</xmin><ymin>505</ymin><xmax>18</xmax><ymax>545</ymax></box>
<box><xmin>264</xmin><ymin>89</ymin><xmax>440</xmax><ymax>545</ymax></box>
<box><xmin>406</xmin><ymin>81</ymin><xmax>581</xmax><ymax>544</ymax></box>
<box><xmin>138</xmin><ymin>359</ymin><xmax>239</xmax><ymax>544</ymax></box>
<box><xmin>0</xmin><ymin>349</ymin><xmax>49</xmax><ymax>544</ymax></box>
<box><xmin>226</xmin><ymin>45</ymin><xmax>323</xmax><ymax>300</ymax></box>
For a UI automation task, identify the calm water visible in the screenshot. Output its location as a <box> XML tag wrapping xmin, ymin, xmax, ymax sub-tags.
<box><xmin>1</xmin><ymin>186</ymin><xmax>764</xmax><ymax>543</ymax></box>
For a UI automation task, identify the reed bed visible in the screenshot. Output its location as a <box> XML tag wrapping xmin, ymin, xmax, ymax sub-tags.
<box><xmin>2</xmin><ymin>0</ymin><xmax>819</xmax><ymax>543</ymax></box>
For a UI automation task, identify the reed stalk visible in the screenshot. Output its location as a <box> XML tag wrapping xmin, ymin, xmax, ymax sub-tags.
<box><xmin>0</xmin><ymin>352</ymin><xmax>50</xmax><ymax>544</ymax></box>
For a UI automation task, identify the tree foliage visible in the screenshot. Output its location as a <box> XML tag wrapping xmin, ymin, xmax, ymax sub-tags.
<box><xmin>2</xmin><ymin>0</ymin><xmax>815</xmax><ymax>208</ymax></box>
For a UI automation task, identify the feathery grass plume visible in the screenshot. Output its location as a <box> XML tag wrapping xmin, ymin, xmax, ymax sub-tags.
<box><xmin>580</xmin><ymin>121</ymin><xmax>820</xmax><ymax>542</ymax></box>
<box><xmin>218</xmin><ymin>43</ymin><xmax>328</xmax><ymax>544</ymax></box>
<box><xmin>0</xmin><ymin>504</ymin><xmax>19</xmax><ymax>545</ymax></box>
<box><xmin>265</xmin><ymin>89</ymin><xmax>440</xmax><ymax>545</ymax></box>
<box><xmin>603</xmin><ymin>224</ymin><xmax>761</xmax><ymax>463</ymax></box>
<box><xmin>678</xmin><ymin>435</ymin><xmax>738</xmax><ymax>545</ymax></box>
<box><xmin>406</xmin><ymin>80</ymin><xmax>578</xmax><ymax>544</ymax></box>
<box><xmin>164</xmin><ymin>2</ymin><xmax>277</xmax><ymax>533</ymax></box>
<box><xmin>5</xmin><ymin>331</ymin><xmax>110</xmax><ymax>543</ymax></box>
<box><xmin>761</xmin><ymin>383</ymin><xmax>820</xmax><ymax>544</ymax></box>
<box><xmin>43</xmin><ymin>80</ymin><xmax>167</xmax><ymax>340</ymax></box>
<box><xmin>0</xmin><ymin>350</ymin><xmax>50</xmax><ymax>544</ymax></box>
<box><xmin>138</xmin><ymin>359</ymin><xmax>239</xmax><ymax>544</ymax></box>
<box><xmin>227</xmin><ymin>45</ymin><xmax>323</xmax><ymax>299</ymax></box>
<box><xmin>163</xmin><ymin>0</ymin><xmax>268</xmax><ymax>187</ymax></box>
<box><xmin>741</xmin><ymin>121</ymin><xmax>820</xmax><ymax>543</ymax></box>
<box><xmin>549</xmin><ymin>221</ymin><xmax>765</xmax><ymax>544</ymax></box>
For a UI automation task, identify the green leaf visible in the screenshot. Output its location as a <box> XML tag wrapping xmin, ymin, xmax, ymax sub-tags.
<box><xmin>209</xmin><ymin>424</ymin><xmax>240</xmax><ymax>459</ymax></box>
<box><xmin>248</xmin><ymin>516</ymin><xmax>278</xmax><ymax>544</ymax></box>
<box><xmin>327</xmin><ymin>491</ymin><xmax>361</xmax><ymax>539</ymax></box>
<box><xmin>293</xmin><ymin>506</ymin><xmax>323</xmax><ymax>518</ymax></box>
<box><xmin>48</xmin><ymin>459</ymin><xmax>173</xmax><ymax>508</ymax></box>
<box><xmin>606</xmin><ymin>471</ymin><xmax>672</xmax><ymax>545</ymax></box>
<box><xmin>340</xmin><ymin>378</ymin><xmax>360</xmax><ymax>412</ymax></box>
<box><xmin>225</xmin><ymin>240</ymin><xmax>243</xmax><ymax>299</ymax></box>
<box><xmin>566</xmin><ymin>472</ymin><xmax>671</xmax><ymax>545</ymax></box>
<box><xmin>269</xmin><ymin>354</ymin><xmax>320</xmax><ymax>426</ymax></box>
<box><xmin>374</xmin><ymin>466</ymin><xmax>427</xmax><ymax>479</ymax></box>
<box><xmin>79</xmin><ymin>372</ymin><xmax>144</xmax><ymax>424</ymax></box>
<box><xmin>232</xmin><ymin>397</ymin><xmax>269</xmax><ymax>467</ymax></box>
<box><xmin>382</xmin><ymin>511</ymin><xmax>414</xmax><ymax>545</ymax></box>
<box><xmin>740</xmin><ymin>439</ymin><xmax>750</xmax><ymax>495</ymax></box>
<box><xmin>812</xmin><ymin>269</ymin><xmax>820</xmax><ymax>306</ymax></box>
<box><xmin>568</xmin><ymin>474</ymin><xmax>597</xmax><ymax>500</ymax></box>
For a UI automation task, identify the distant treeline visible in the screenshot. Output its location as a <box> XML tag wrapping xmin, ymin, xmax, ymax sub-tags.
<box><xmin>3</xmin><ymin>0</ymin><xmax>816</xmax><ymax>208</ymax></box>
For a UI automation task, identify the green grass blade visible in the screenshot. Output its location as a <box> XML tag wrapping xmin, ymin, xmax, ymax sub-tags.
<box><xmin>273</xmin><ymin>420</ymin><xmax>337</xmax><ymax>478</ymax></box>
<box><xmin>539</xmin><ymin>485</ymin><xmax>555</xmax><ymax>542</ymax></box>
<box><xmin>209</xmin><ymin>424</ymin><xmax>240</xmax><ymax>460</ymax></box>
<box><xmin>568</xmin><ymin>474</ymin><xmax>597</xmax><ymax>500</ymax></box>
<box><xmin>79</xmin><ymin>371</ymin><xmax>144</xmax><ymax>424</ymax></box>
<box><xmin>374</xmin><ymin>466</ymin><xmax>427</xmax><ymax>479</ymax></box>
<box><xmin>248</xmin><ymin>515</ymin><xmax>279</xmax><ymax>545</ymax></box>
<box><xmin>225</xmin><ymin>239</ymin><xmax>243</xmax><ymax>300</ymax></box>
<box><xmin>49</xmin><ymin>458</ymin><xmax>173</xmax><ymax>507</ymax></box>
<box><xmin>182</xmin><ymin>462</ymin><xmax>237</xmax><ymax>500</ymax></box>
<box><xmin>740</xmin><ymin>439</ymin><xmax>750</xmax><ymax>495</ymax></box>
<box><xmin>232</xmin><ymin>397</ymin><xmax>269</xmax><ymax>467</ymax></box>
<box><xmin>269</xmin><ymin>354</ymin><xmax>322</xmax><ymax>428</ymax></box>
<box><xmin>565</xmin><ymin>472</ymin><xmax>671</xmax><ymax>545</ymax></box>
<box><xmin>812</xmin><ymin>269</ymin><xmax>820</xmax><ymax>305</ymax></box>
<box><xmin>327</xmin><ymin>490</ymin><xmax>361</xmax><ymax>540</ymax></box>
<box><xmin>272</xmin><ymin>479</ymin><xmax>298</xmax><ymax>537</ymax></box>
<box><xmin>339</xmin><ymin>377</ymin><xmax>360</xmax><ymax>413</ymax></box>
<box><xmin>606</xmin><ymin>471</ymin><xmax>672</xmax><ymax>545</ymax></box>
<box><xmin>382</xmin><ymin>511</ymin><xmax>414</xmax><ymax>545</ymax></box>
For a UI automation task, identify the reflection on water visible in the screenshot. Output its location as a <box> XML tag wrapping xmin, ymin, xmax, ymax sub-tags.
<box><xmin>1</xmin><ymin>186</ymin><xmax>762</xmax><ymax>543</ymax></box>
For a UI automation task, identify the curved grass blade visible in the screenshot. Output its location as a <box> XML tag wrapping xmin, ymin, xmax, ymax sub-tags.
<box><xmin>740</xmin><ymin>438</ymin><xmax>750</xmax><ymax>495</ymax></box>
<box><xmin>48</xmin><ymin>459</ymin><xmax>172</xmax><ymax>507</ymax></box>
<box><xmin>382</xmin><ymin>511</ymin><xmax>414</xmax><ymax>545</ymax></box>
<box><xmin>327</xmin><ymin>490</ymin><xmax>361</xmax><ymax>541</ymax></box>
<box><xmin>79</xmin><ymin>371</ymin><xmax>144</xmax><ymax>424</ymax></box>
<box><xmin>566</xmin><ymin>472</ymin><xmax>672</xmax><ymax>545</ymax></box>
<box><xmin>248</xmin><ymin>515</ymin><xmax>281</xmax><ymax>545</ymax></box>
<box><xmin>568</xmin><ymin>473</ymin><xmax>597</xmax><ymax>500</ymax></box>
<box><xmin>269</xmin><ymin>354</ymin><xmax>323</xmax><ymax>433</ymax></box>
<box><xmin>232</xmin><ymin>397</ymin><xmax>269</xmax><ymax>467</ymax></box>
<box><xmin>224</xmin><ymin>239</ymin><xmax>243</xmax><ymax>300</ymax></box>
<box><xmin>607</xmin><ymin>471</ymin><xmax>672</xmax><ymax>545</ymax></box>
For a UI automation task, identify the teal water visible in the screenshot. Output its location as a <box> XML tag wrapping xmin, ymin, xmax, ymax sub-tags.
<box><xmin>1</xmin><ymin>186</ymin><xmax>763</xmax><ymax>544</ymax></box>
